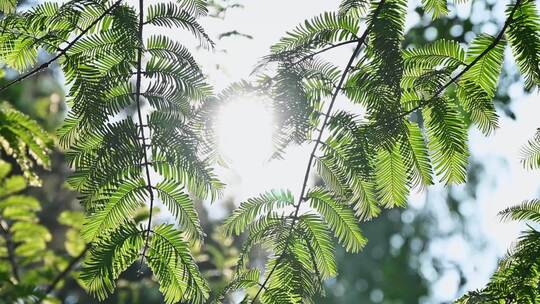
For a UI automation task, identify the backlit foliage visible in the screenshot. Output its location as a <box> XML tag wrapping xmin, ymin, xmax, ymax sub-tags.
<box><xmin>0</xmin><ymin>0</ymin><xmax>539</xmax><ymax>303</ymax></box>
<box><xmin>0</xmin><ymin>160</ymin><xmax>86</xmax><ymax>303</ymax></box>
<box><xmin>214</xmin><ymin>0</ymin><xmax>540</xmax><ymax>302</ymax></box>
<box><xmin>1</xmin><ymin>0</ymin><xmax>220</xmax><ymax>302</ymax></box>
<box><xmin>457</xmin><ymin>132</ymin><xmax>540</xmax><ymax>303</ymax></box>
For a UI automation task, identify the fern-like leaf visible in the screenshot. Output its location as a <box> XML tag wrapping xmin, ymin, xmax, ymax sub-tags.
<box><xmin>222</xmin><ymin>189</ymin><xmax>294</xmax><ymax>236</ymax></box>
<box><xmin>499</xmin><ymin>199</ymin><xmax>540</xmax><ymax>223</ymax></box>
<box><xmin>505</xmin><ymin>0</ymin><xmax>540</xmax><ymax>90</ymax></box>
<box><xmin>307</xmin><ymin>187</ymin><xmax>366</xmax><ymax>253</ymax></box>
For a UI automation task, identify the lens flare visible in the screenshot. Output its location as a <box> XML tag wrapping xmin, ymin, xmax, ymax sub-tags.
<box><xmin>216</xmin><ymin>96</ymin><xmax>274</xmax><ymax>174</ymax></box>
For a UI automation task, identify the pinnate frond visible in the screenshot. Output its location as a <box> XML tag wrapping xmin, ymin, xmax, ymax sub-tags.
<box><xmin>499</xmin><ymin>199</ymin><xmax>540</xmax><ymax>223</ymax></box>
<box><xmin>505</xmin><ymin>0</ymin><xmax>540</xmax><ymax>90</ymax></box>
<box><xmin>147</xmin><ymin>224</ymin><xmax>209</xmax><ymax>304</ymax></box>
<box><xmin>421</xmin><ymin>0</ymin><xmax>448</xmax><ymax>19</ymax></box>
<box><xmin>222</xmin><ymin>189</ymin><xmax>294</xmax><ymax>236</ymax></box>
<box><xmin>423</xmin><ymin>99</ymin><xmax>469</xmax><ymax>184</ymax></box>
<box><xmin>154</xmin><ymin>179</ymin><xmax>204</xmax><ymax>242</ymax></box>
<box><xmin>307</xmin><ymin>187</ymin><xmax>366</xmax><ymax>253</ymax></box>
<box><xmin>521</xmin><ymin>130</ymin><xmax>540</xmax><ymax>170</ymax></box>
<box><xmin>145</xmin><ymin>3</ymin><xmax>213</xmax><ymax>49</ymax></box>
<box><xmin>80</xmin><ymin>224</ymin><xmax>144</xmax><ymax>301</ymax></box>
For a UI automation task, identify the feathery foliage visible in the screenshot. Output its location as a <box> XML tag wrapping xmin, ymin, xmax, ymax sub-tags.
<box><xmin>221</xmin><ymin>0</ymin><xmax>540</xmax><ymax>302</ymax></box>
<box><xmin>0</xmin><ymin>103</ymin><xmax>52</xmax><ymax>186</ymax></box>
<box><xmin>1</xmin><ymin>0</ymin><xmax>539</xmax><ymax>302</ymax></box>
<box><xmin>1</xmin><ymin>0</ymin><xmax>219</xmax><ymax>301</ymax></box>
<box><xmin>458</xmin><ymin>199</ymin><xmax>540</xmax><ymax>303</ymax></box>
<box><xmin>0</xmin><ymin>160</ymin><xmax>87</xmax><ymax>303</ymax></box>
<box><xmin>458</xmin><ymin>129</ymin><xmax>540</xmax><ymax>302</ymax></box>
<box><xmin>521</xmin><ymin>129</ymin><xmax>540</xmax><ymax>170</ymax></box>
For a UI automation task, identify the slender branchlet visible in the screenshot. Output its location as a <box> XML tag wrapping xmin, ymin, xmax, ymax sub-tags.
<box><xmin>251</xmin><ymin>1</ymin><xmax>387</xmax><ymax>301</ymax></box>
<box><xmin>133</xmin><ymin>0</ymin><xmax>156</xmax><ymax>270</ymax></box>
<box><xmin>0</xmin><ymin>0</ymin><xmax>123</xmax><ymax>94</ymax></box>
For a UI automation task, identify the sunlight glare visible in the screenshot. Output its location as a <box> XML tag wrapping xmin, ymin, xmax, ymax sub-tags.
<box><xmin>216</xmin><ymin>97</ymin><xmax>274</xmax><ymax>173</ymax></box>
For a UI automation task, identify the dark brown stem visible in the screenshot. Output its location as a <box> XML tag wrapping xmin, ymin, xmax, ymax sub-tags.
<box><xmin>292</xmin><ymin>39</ymin><xmax>361</xmax><ymax>66</ymax></box>
<box><xmin>250</xmin><ymin>1</ymin><xmax>387</xmax><ymax>302</ymax></box>
<box><xmin>135</xmin><ymin>0</ymin><xmax>156</xmax><ymax>271</ymax></box>
<box><xmin>372</xmin><ymin>0</ymin><xmax>522</xmax><ymax>128</ymax></box>
<box><xmin>0</xmin><ymin>219</ymin><xmax>19</xmax><ymax>282</ymax></box>
<box><xmin>0</xmin><ymin>0</ymin><xmax>123</xmax><ymax>94</ymax></box>
<box><xmin>43</xmin><ymin>246</ymin><xmax>89</xmax><ymax>295</ymax></box>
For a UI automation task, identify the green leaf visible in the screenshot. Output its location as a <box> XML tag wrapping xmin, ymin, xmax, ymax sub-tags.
<box><xmin>374</xmin><ymin>141</ymin><xmax>410</xmax><ymax>207</ymax></box>
<box><xmin>456</xmin><ymin>79</ymin><xmax>499</xmax><ymax>135</ymax></box>
<box><xmin>147</xmin><ymin>224</ymin><xmax>209</xmax><ymax>304</ymax></box>
<box><xmin>298</xmin><ymin>214</ymin><xmax>337</xmax><ymax>278</ymax></box>
<box><xmin>222</xmin><ymin>189</ymin><xmax>294</xmax><ymax>236</ymax></box>
<box><xmin>0</xmin><ymin>103</ymin><xmax>52</xmax><ymax>185</ymax></box>
<box><xmin>80</xmin><ymin>224</ymin><xmax>144</xmax><ymax>301</ymax></box>
<box><xmin>423</xmin><ymin>99</ymin><xmax>469</xmax><ymax>184</ymax></box>
<box><xmin>0</xmin><ymin>195</ymin><xmax>39</xmax><ymax>212</ymax></box>
<box><xmin>421</xmin><ymin>0</ymin><xmax>448</xmax><ymax>19</ymax></box>
<box><xmin>211</xmin><ymin>269</ymin><xmax>260</xmax><ymax>303</ymax></box>
<box><xmin>0</xmin><ymin>0</ymin><xmax>17</xmax><ymax>13</ymax></box>
<box><xmin>307</xmin><ymin>187</ymin><xmax>366</xmax><ymax>253</ymax></box>
<box><xmin>154</xmin><ymin>179</ymin><xmax>203</xmax><ymax>241</ymax></box>
<box><xmin>270</xmin><ymin>12</ymin><xmax>359</xmax><ymax>55</ymax></box>
<box><xmin>521</xmin><ymin>131</ymin><xmax>540</xmax><ymax>170</ymax></box>
<box><xmin>505</xmin><ymin>0</ymin><xmax>540</xmax><ymax>90</ymax></box>
<box><xmin>0</xmin><ymin>176</ymin><xmax>26</xmax><ymax>198</ymax></box>
<box><xmin>499</xmin><ymin>199</ymin><xmax>540</xmax><ymax>223</ymax></box>
<box><xmin>145</xmin><ymin>3</ymin><xmax>213</xmax><ymax>49</ymax></box>
<box><xmin>338</xmin><ymin>0</ymin><xmax>370</xmax><ymax>18</ymax></box>
<box><xmin>58</xmin><ymin>211</ymin><xmax>85</xmax><ymax>229</ymax></box>
<box><xmin>463</xmin><ymin>34</ymin><xmax>506</xmax><ymax>95</ymax></box>
<box><xmin>405</xmin><ymin>121</ymin><xmax>434</xmax><ymax>189</ymax></box>
<box><xmin>81</xmin><ymin>178</ymin><xmax>148</xmax><ymax>241</ymax></box>
<box><xmin>403</xmin><ymin>39</ymin><xmax>465</xmax><ymax>72</ymax></box>
<box><xmin>0</xmin><ymin>36</ymin><xmax>38</xmax><ymax>72</ymax></box>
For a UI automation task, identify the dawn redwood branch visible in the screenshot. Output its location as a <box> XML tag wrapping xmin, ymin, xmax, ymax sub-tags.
<box><xmin>43</xmin><ymin>245</ymin><xmax>89</xmax><ymax>296</ymax></box>
<box><xmin>252</xmin><ymin>0</ymin><xmax>522</xmax><ymax>300</ymax></box>
<box><xmin>135</xmin><ymin>0</ymin><xmax>156</xmax><ymax>270</ymax></box>
<box><xmin>371</xmin><ymin>0</ymin><xmax>522</xmax><ymax>129</ymax></box>
<box><xmin>251</xmin><ymin>1</ymin><xmax>387</xmax><ymax>301</ymax></box>
<box><xmin>292</xmin><ymin>39</ymin><xmax>361</xmax><ymax>66</ymax></box>
<box><xmin>0</xmin><ymin>0</ymin><xmax>123</xmax><ymax>94</ymax></box>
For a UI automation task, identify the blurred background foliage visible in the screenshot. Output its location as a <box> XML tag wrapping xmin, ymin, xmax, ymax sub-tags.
<box><xmin>0</xmin><ymin>0</ymin><xmax>533</xmax><ymax>303</ymax></box>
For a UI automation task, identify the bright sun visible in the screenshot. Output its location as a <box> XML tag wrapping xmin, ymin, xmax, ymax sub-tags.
<box><xmin>216</xmin><ymin>96</ymin><xmax>274</xmax><ymax>173</ymax></box>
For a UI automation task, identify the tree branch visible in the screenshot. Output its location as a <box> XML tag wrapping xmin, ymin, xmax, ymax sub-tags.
<box><xmin>251</xmin><ymin>1</ymin><xmax>387</xmax><ymax>302</ymax></box>
<box><xmin>292</xmin><ymin>39</ymin><xmax>361</xmax><ymax>66</ymax></box>
<box><xmin>134</xmin><ymin>0</ymin><xmax>156</xmax><ymax>271</ymax></box>
<box><xmin>43</xmin><ymin>245</ymin><xmax>89</xmax><ymax>296</ymax></box>
<box><xmin>0</xmin><ymin>0</ymin><xmax>123</xmax><ymax>94</ymax></box>
<box><xmin>372</xmin><ymin>0</ymin><xmax>522</xmax><ymax>129</ymax></box>
<box><xmin>0</xmin><ymin>219</ymin><xmax>19</xmax><ymax>282</ymax></box>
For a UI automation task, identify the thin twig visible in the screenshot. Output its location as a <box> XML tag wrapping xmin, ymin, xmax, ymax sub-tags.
<box><xmin>43</xmin><ymin>245</ymin><xmax>90</xmax><ymax>296</ymax></box>
<box><xmin>369</xmin><ymin>0</ymin><xmax>522</xmax><ymax>129</ymax></box>
<box><xmin>251</xmin><ymin>0</ymin><xmax>522</xmax><ymax>301</ymax></box>
<box><xmin>0</xmin><ymin>219</ymin><xmax>19</xmax><ymax>282</ymax></box>
<box><xmin>251</xmin><ymin>1</ymin><xmax>387</xmax><ymax>301</ymax></box>
<box><xmin>0</xmin><ymin>0</ymin><xmax>123</xmax><ymax>94</ymax></box>
<box><xmin>135</xmin><ymin>0</ymin><xmax>156</xmax><ymax>271</ymax></box>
